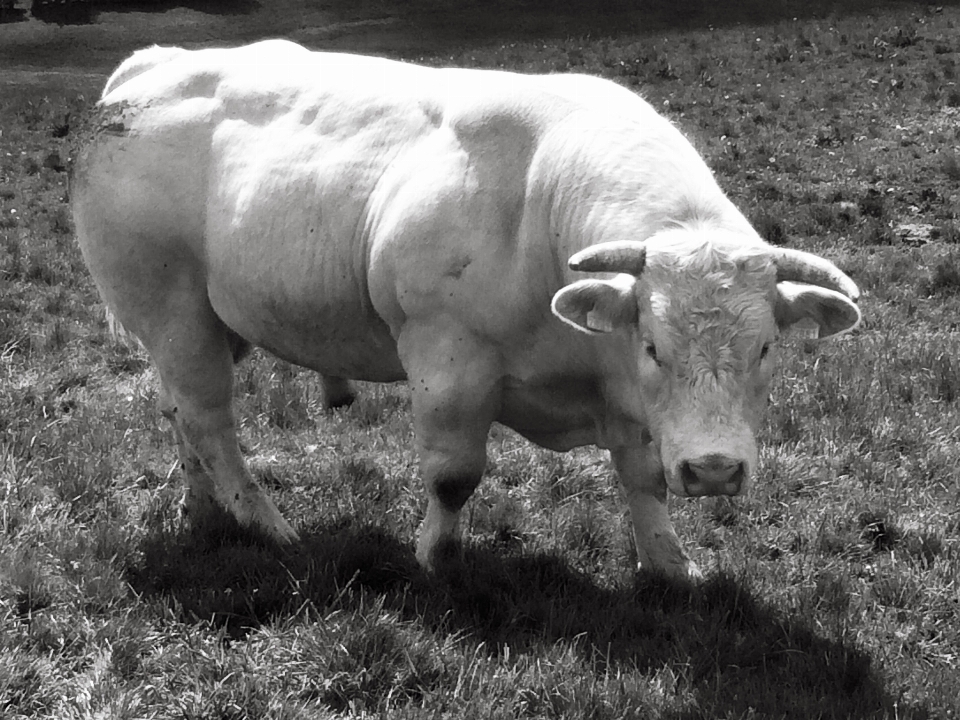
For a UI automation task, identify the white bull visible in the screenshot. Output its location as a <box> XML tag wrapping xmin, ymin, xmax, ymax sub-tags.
<box><xmin>73</xmin><ymin>40</ymin><xmax>861</xmax><ymax>580</ymax></box>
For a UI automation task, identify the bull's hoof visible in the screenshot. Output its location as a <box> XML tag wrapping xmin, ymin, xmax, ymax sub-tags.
<box><xmin>636</xmin><ymin>558</ymin><xmax>703</xmax><ymax>585</ymax></box>
<box><xmin>180</xmin><ymin>490</ymin><xmax>223</xmax><ymax>526</ymax></box>
<box><xmin>179</xmin><ymin>497</ymin><xmax>247</xmax><ymax>544</ymax></box>
<box><xmin>263</xmin><ymin>514</ymin><xmax>300</xmax><ymax>545</ymax></box>
<box><xmin>323</xmin><ymin>391</ymin><xmax>356</xmax><ymax>411</ymax></box>
<box><xmin>238</xmin><ymin>495</ymin><xmax>300</xmax><ymax>545</ymax></box>
<box><xmin>416</xmin><ymin>535</ymin><xmax>462</xmax><ymax>574</ymax></box>
<box><xmin>321</xmin><ymin>376</ymin><xmax>356</xmax><ymax>410</ymax></box>
<box><xmin>180</xmin><ymin>493</ymin><xmax>300</xmax><ymax>546</ymax></box>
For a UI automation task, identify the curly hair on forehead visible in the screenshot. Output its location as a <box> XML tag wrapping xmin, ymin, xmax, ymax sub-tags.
<box><xmin>641</xmin><ymin>232</ymin><xmax>778</xmax><ymax>353</ymax></box>
<box><xmin>643</xmin><ymin>228</ymin><xmax>777</xmax><ymax>287</ymax></box>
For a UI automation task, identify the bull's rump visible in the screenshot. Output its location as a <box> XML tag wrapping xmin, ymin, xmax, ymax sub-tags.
<box><xmin>75</xmin><ymin>41</ymin><xmax>580</xmax><ymax>383</ymax></box>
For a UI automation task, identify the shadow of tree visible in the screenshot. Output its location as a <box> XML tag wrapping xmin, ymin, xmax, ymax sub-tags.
<box><xmin>94</xmin><ymin>0</ymin><xmax>258</xmax><ymax>16</ymax></box>
<box><xmin>28</xmin><ymin>0</ymin><xmax>257</xmax><ymax>26</ymax></box>
<box><xmin>30</xmin><ymin>0</ymin><xmax>93</xmax><ymax>24</ymax></box>
<box><xmin>16</xmin><ymin>0</ymin><xmax>957</xmax><ymax>48</ymax></box>
<box><xmin>5</xmin><ymin>0</ymin><xmax>954</xmax><ymax>79</ymax></box>
<box><xmin>309</xmin><ymin>0</ymin><xmax>959</xmax><ymax>52</ymax></box>
<box><xmin>0</xmin><ymin>1</ymin><xmax>28</xmax><ymax>24</ymax></box>
<box><xmin>128</xmin><ymin>519</ymin><xmax>920</xmax><ymax>719</ymax></box>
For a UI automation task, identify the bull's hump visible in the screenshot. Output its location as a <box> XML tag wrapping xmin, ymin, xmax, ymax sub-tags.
<box><xmin>102</xmin><ymin>44</ymin><xmax>600</xmax><ymax>150</ymax></box>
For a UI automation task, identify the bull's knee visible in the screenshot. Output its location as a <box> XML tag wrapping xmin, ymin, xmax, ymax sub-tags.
<box><xmin>416</xmin><ymin>472</ymin><xmax>483</xmax><ymax>571</ymax></box>
<box><xmin>431</xmin><ymin>473</ymin><xmax>481</xmax><ymax>511</ymax></box>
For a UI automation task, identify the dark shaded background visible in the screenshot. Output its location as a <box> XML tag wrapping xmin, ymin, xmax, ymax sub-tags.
<box><xmin>3</xmin><ymin>0</ymin><xmax>959</xmax><ymax>46</ymax></box>
<box><xmin>3</xmin><ymin>0</ymin><xmax>957</xmax><ymax>77</ymax></box>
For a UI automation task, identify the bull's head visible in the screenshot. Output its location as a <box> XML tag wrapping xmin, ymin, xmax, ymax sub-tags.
<box><xmin>550</xmin><ymin>230</ymin><xmax>861</xmax><ymax>498</ymax></box>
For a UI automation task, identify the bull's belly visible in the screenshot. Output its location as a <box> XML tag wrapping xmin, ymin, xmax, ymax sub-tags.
<box><xmin>207</xmin><ymin>281</ymin><xmax>406</xmax><ymax>382</ymax></box>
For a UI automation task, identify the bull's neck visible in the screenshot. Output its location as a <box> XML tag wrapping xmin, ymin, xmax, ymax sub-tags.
<box><xmin>541</xmin><ymin>123</ymin><xmax>750</xmax><ymax>281</ymax></box>
<box><xmin>549</xmin><ymin>187</ymin><xmax>656</xmax><ymax>280</ymax></box>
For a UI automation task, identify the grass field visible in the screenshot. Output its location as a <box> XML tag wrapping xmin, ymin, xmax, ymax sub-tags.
<box><xmin>3</xmin><ymin>1</ymin><xmax>960</xmax><ymax>717</ymax></box>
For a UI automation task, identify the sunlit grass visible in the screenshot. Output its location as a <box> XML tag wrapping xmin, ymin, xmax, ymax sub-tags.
<box><xmin>2</xmin><ymin>2</ymin><xmax>960</xmax><ymax>718</ymax></box>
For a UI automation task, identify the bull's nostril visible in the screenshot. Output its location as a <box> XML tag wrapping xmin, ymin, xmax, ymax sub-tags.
<box><xmin>689</xmin><ymin>458</ymin><xmax>740</xmax><ymax>482</ymax></box>
<box><xmin>725</xmin><ymin>464</ymin><xmax>745</xmax><ymax>494</ymax></box>
<box><xmin>681</xmin><ymin>455</ymin><xmax>746</xmax><ymax>496</ymax></box>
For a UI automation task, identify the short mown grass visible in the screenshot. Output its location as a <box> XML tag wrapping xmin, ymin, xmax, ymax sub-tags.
<box><xmin>2</xmin><ymin>1</ymin><xmax>960</xmax><ymax>718</ymax></box>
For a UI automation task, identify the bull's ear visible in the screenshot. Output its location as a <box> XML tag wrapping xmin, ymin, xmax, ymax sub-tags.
<box><xmin>552</xmin><ymin>278</ymin><xmax>638</xmax><ymax>334</ymax></box>
<box><xmin>775</xmin><ymin>281</ymin><xmax>861</xmax><ymax>338</ymax></box>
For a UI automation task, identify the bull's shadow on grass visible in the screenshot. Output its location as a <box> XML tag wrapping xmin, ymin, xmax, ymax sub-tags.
<box><xmin>128</xmin><ymin>518</ymin><xmax>919</xmax><ymax>719</ymax></box>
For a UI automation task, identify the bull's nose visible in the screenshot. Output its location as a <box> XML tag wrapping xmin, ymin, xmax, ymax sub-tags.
<box><xmin>681</xmin><ymin>454</ymin><xmax>745</xmax><ymax>496</ymax></box>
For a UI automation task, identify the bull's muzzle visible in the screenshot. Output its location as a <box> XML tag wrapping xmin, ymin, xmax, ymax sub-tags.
<box><xmin>680</xmin><ymin>453</ymin><xmax>745</xmax><ymax>496</ymax></box>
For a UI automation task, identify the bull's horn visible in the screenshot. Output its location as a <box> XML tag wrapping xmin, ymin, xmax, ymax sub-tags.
<box><xmin>568</xmin><ymin>241</ymin><xmax>647</xmax><ymax>276</ymax></box>
<box><xmin>771</xmin><ymin>247</ymin><xmax>860</xmax><ymax>301</ymax></box>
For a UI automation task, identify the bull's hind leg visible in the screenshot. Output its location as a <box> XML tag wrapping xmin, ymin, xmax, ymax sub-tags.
<box><xmin>397</xmin><ymin>322</ymin><xmax>501</xmax><ymax>570</ymax></box>
<box><xmin>139</xmin><ymin>294</ymin><xmax>298</xmax><ymax>544</ymax></box>
<box><xmin>320</xmin><ymin>375</ymin><xmax>355</xmax><ymax>410</ymax></box>
<box><xmin>158</xmin><ymin>385</ymin><xmax>215</xmax><ymax>523</ymax></box>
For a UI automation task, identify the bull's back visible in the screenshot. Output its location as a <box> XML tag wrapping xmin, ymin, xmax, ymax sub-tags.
<box><xmin>76</xmin><ymin>43</ymin><xmax>554</xmax><ymax>381</ymax></box>
<box><xmin>75</xmin><ymin>43</ymin><xmax>643</xmax><ymax>397</ymax></box>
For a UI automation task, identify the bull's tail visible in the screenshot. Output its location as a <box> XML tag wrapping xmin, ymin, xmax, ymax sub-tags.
<box><xmin>101</xmin><ymin>45</ymin><xmax>187</xmax><ymax>99</ymax></box>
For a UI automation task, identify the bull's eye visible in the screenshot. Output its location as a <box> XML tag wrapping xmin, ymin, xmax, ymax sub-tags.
<box><xmin>645</xmin><ymin>342</ymin><xmax>660</xmax><ymax>366</ymax></box>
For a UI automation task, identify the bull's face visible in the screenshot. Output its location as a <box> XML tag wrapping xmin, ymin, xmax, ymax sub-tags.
<box><xmin>635</xmin><ymin>249</ymin><xmax>776</xmax><ymax>497</ymax></box>
<box><xmin>551</xmin><ymin>229</ymin><xmax>861</xmax><ymax>498</ymax></box>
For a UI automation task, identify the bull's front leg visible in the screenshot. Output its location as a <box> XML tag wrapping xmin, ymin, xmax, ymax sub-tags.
<box><xmin>611</xmin><ymin>443</ymin><xmax>702</xmax><ymax>582</ymax></box>
<box><xmin>398</xmin><ymin>323</ymin><xmax>500</xmax><ymax>571</ymax></box>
